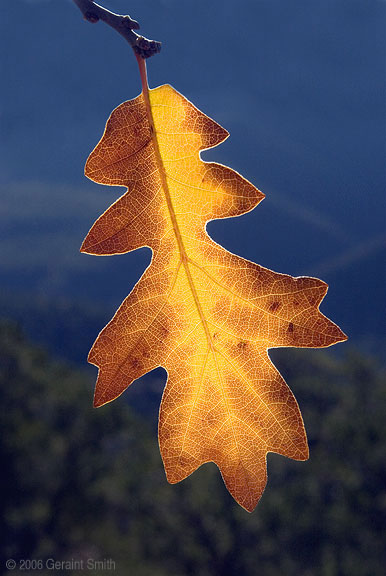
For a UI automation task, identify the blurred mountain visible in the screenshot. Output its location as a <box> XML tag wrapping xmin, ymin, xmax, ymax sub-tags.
<box><xmin>1</xmin><ymin>321</ymin><xmax>385</xmax><ymax>575</ymax></box>
<box><xmin>0</xmin><ymin>0</ymin><xmax>385</xmax><ymax>356</ymax></box>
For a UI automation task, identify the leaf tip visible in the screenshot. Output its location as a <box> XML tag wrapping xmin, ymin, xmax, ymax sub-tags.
<box><xmin>80</xmin><ymin>232</ymin><xmax>98</xmax><ymax>255</ymax></box>
<box><xmin>334</xmin><ymin>326</ymin><xmax>349</xmax><ymax>344</ymax></box>
<box><xmin>236</xmin><ymin>488</ymin><xmax>265</xmax><ymax>513</ymax></box>
<box><xmin>93</xmin><ymin>396</ymin><xmax>104</xmax><ymax>408</ymax></box>
<box><xmin>92</xmin><ymin>377</ymin><xmax>106</xmax><ymax>408</ymax></box>
<box><xmin>299</xmin><ymin>443</ymin><xmax>310</xmax><ymax>461</ymax></box>
<box><xmin>93</xmin><ymin>385</ymin><xmax>114</xmax><ymax>408</ymax></box>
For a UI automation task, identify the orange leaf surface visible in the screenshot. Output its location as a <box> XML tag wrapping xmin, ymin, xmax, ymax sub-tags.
<box><xmin>81</xmin><ymin>59</ymin><xmax>347</xmax><ymax>511</ymax></box>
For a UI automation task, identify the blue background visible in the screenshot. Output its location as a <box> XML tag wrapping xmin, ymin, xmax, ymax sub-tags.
<box><xmin>1</xmin><ymin>0</ymin><xmax>385</xmax><ymax>360</ymax></box>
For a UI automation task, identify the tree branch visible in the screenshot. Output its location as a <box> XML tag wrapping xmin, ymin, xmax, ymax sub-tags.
<box><xmin>72</xmin><ymin>0</ymin><xmax>161</xmax><ymax>59</ymax></box>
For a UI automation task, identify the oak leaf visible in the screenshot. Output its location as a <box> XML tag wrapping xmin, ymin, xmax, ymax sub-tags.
<box><xmin>81</xmin><ymin>60</ymin><xmax>347</xmax><ymax>511</ymax></box>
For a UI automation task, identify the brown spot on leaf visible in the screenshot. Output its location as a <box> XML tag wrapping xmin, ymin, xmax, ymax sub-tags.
<box><xmin>287</xmin><ymin>322</ymin><xmax>294</xmax><ymax>334</ymax></box>
<box><xmin>160</xmin><ymin>325</ymin><xmax>169</xmax><ymax>339</ymax></box>
<box><xmin>205</xmin><ymin>410</ymin><xmax>219</xmax><ymax>428</ymax></box>
<box><xmin>269</xmin><ymin>300</ymin><xmax>281</xmax><ymax>312</ymax></box>
<box><xmin>130</xmin><ymin>357</ymin><xmax>143</xmax><ymax>370</ymax></box>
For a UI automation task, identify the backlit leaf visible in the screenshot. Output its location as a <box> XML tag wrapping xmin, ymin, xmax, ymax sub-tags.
<box><xmin>81</xmin><ymin>59</ymin><xmax>347</xmax><ymax>511</ymax></box>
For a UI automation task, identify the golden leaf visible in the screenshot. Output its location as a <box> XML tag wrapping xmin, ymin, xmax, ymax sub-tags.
<box><xmin>81</xmin><ymin>58</ymin><xmax>347</xmax><ymax>511</ymax></box>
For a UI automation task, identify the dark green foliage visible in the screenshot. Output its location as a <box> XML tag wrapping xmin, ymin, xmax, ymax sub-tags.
<box><xmin>1</xmin><ymin>322</ymin><xmax>385</xmax><ymax>575</ymax></box>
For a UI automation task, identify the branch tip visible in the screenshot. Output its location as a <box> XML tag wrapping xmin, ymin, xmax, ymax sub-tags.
<box><xmin>134</xmin><ymin>37</ymin><xmax>162</xmax><ymax>59</ymax></box>
<box><xmin>72</xmin><ymin>0</ymin><xmax>161</xmax><ymax>59</ymax></box>
<box><xmin>121</xmin><ymin>15</ymin><xmax>140</xmax><ymax>31</ymax></box>
<box><xmin>84</xmin><ymin>11</ymin><xmax>99</xmax><ymax>23</ymax></box>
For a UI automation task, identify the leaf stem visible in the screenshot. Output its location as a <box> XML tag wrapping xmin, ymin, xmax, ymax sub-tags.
<box><xmin>72</xmin><ymin>0</ymin><xmax>161</xmax><ymax>59</ymax></box>
<box><xmin>136</xmin><ymin>52</ymin><xmax>149</xmax><ymax>94</ymax></box>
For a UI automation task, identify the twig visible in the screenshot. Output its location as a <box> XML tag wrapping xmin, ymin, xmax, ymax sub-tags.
<box><xmin>72</xmin><ymin>0</ymin><xmax>161</xmax><ymax>59</ymax></box>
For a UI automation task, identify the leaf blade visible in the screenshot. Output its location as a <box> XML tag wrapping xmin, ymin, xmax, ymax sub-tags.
<box><xmin>82</xmin><ymin>83</ymin><xmax>347</xmax><ymax>510</ymax></box>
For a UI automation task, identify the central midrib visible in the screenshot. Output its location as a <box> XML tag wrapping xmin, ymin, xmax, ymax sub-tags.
<box><xmin>141</xmin><ymin>86</ymin><xmax>215</xmax><ymax>348</ymax></box>
<box><xmin>140</xmin><ymin>79</ymin><xmax>243</xmax><ymax>473</ymax></box>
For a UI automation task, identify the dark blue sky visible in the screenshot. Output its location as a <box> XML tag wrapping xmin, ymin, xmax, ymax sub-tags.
<box><xmin>0</xmin><ymin>0</ymin><xmax>385</xmax><ymax>353</ymax></box>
